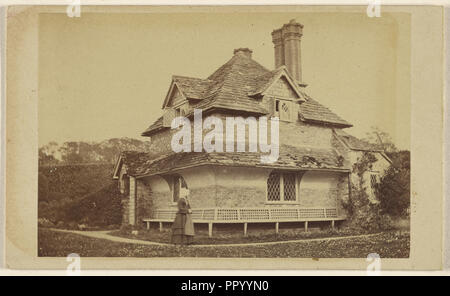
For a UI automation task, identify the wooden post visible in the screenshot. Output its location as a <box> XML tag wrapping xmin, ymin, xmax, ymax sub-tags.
<box><xmin>275</xmin><ymin>222</ymin><xmax>279</xmax><ymax>234</ymax></box>
<box><xmin>208</xmin><ymin>223</ymin><xmax>213</xmax><ymax>238</ymax></box>
<box><xmin>146</xmin><ymin>221</ymin><xmax>150</xmax><ymax>230</ymax></box>
<box><xmin>244</xmin><ymin>223</ymin><xmax>248</xmax><ymax>236</ymax></box>
<box><xmin>159</xmin><ymin>222</ymin><xmax>163</xmax><ymax>232</ymax></box>
<box><xmin>331</xmin><ymin>220</ymin><xmax>335</xmax><ymax>229</ymax></box>
<box><xmin>304</xmin><ymin>221</ymin><xmax>308</xmax><ymax>232</ymax></box>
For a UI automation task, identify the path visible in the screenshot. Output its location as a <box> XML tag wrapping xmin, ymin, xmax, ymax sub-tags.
<box><xmin>50</xmin><ymin>228</ymin><xmax>383</xmax><ymax>248</ymax></box>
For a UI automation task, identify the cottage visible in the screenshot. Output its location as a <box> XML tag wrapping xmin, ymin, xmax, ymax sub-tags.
<box><xmin>112</xmin><ymin>20</ymin><xmax>391</xmax><ymax>236</ymax></box>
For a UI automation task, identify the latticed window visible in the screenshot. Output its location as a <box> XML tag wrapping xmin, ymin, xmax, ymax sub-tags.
<box><xmin>267</xmin><ymin>171</ymin><xmax>297</xmax><ymax>202</ymax></box>
<box><xmin>370</xmin><ymin>173</ymin><xmax>378</xmax><ymax>194</ymax></box>
<box><xmin>267</xmin><ymin>172</ymin><xmax>281</xmax><ymax>201</ymax></box>
<box><xmin>283</xmin><ymin>173</ymin><xmax>296</xmax><ymax>201</ymax></box>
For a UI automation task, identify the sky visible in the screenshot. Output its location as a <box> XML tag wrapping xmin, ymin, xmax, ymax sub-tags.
<box><xmin>39</xmin><ymin>9</ymin><xmax>410</xmax><ymax>149</ymax></box>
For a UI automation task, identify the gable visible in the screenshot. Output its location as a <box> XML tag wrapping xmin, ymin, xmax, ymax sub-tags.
<box><xmin>165</xmin><ymin>84</ymin><xmax>186</xmax><ymax>108</ymax></box>
<box><xmin>265</xmin><ymin>76</ymin><xmax>300</xmax><ymax>99</ymax></box>
<box><xmin>112</xmin><ymin>155</ymin><xmax>124</xmax><ymax>179</ymax></box>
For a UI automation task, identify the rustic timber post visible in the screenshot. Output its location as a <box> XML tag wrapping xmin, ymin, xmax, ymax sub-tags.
<box><xmin>128</xmin><ymin>176</ymin><xmax>137</xmax><ymax>225</ymax></box>
<box><xmin>159</xmin><ymin>222</ymin><xmax>163</xmax><ymax>232</ymax></box>
<box><xmin>146</xmin><ymin>221</ymin><xmax>150</xmax><ymax>230</ymax></box>
<box><xmin>331</xmin><ymin>220</ymin><xmax>335</xmax><ymax>229</ymax></box>
<box><xmin>304</xmin><ymin>221</ymin><xmax>308</xmax><ymax>232</ymax></box>
<box><xmin>208</xmin><ymin>222</ymin><xmax>213</xmax><ymax>237</ymax></box>
<box><xmin>275</xmin><ymin>222</ymin><xmax>279</xmax><ymax>234</ymax></box>
<box><xmin>244</xmin><ymin>223</ymin><xmax>248</xmax><ymax>236</ymax></box>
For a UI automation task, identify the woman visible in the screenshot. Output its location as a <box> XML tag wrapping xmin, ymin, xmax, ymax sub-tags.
<box><xmin>171</xmin><ymin>190</ymin><xmax>195</xmax><ymax>245</ymax></box>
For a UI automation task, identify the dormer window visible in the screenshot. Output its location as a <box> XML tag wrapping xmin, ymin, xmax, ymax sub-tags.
<box><xmin>273</xmin><ymin>98</ymin><xmax>294</xmax><ymax>122</ymax></box>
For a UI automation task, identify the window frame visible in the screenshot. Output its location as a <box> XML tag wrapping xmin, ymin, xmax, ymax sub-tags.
<box><xmin>266</xmin><ymin>171</ymin><xmax>299</xmax><ymax>204</ymax></box>
<box><xmin>272</xmin><ymin>98</ymin><xmax>295</xmax><ymax>122</ymax></box>
<box><xmin>369</xmin><ymin>172</ymin><xmax>379</xmax><ymax>195</ymax></box>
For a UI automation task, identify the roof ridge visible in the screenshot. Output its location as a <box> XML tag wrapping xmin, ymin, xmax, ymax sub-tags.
<box><xmin>172</xmin><ymin>74</ymin><xmax>212</xmax><ymax>82</ymax></box>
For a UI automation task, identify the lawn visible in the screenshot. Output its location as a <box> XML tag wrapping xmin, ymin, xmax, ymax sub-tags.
<box><xmin>109</xmin><ymin>226</ymin><xmax>381</xmax><ymax>245</ymax></box>
<box><xmin>38</xmin><ymin>228</ymin><xmax>409</xmax><ymax>258</ymax></box>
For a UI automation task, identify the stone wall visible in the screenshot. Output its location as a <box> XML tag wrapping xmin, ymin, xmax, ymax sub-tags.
<box><xmin>130</xmin><ymin>166</ymin><xmax>348</xmax><ymax>221</ymax></box>
<box><xmin>149</xmin><ymin>109</ymin><xmax>337</xmax><ymax>154</ymax></box>
<box><xmin>142</xmin><ymin>175</ymin><xmax>173</xmax><ymax>209</ymax></box>
<box><xmin>298</xmin><ymin>171</ymin><xmax>347</xmax><ymax>209</ymax></box>
<box><xmin>148</xmin><ymin>129</ymin><xmax>176</xmax><ymax>156</ymax></box>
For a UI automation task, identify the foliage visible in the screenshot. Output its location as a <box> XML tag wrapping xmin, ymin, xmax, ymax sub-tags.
<box><xmin>38</xmin><ymin>173</ymin><xmax>49</xmax><ymax>202</ymax></box>
<box><xmin>364</xmin><ymin>126</ymin><xmax>398</xmax><ymax>154</ymax></box>
<box><xmin>362</xmin><ymin>127</ymin><xmax>410</xmax><ymax>219</ymax></box>
<box><xmin>136</xmin><ymin>184</ymin><xmax>153</xmax><ymax>224</ymax></box>
<box><xmin>38</xmin><ymin>163</ymin><xmax>123</xmax><ymax>227</ymax></box>
<box><xmin>39</xmin><ymin>137</ymin><xmax>153</xmax><ymax>166</ymax></box>
<box><xmin>64</xmin><ymin>182</ymin><xmax>123</xmax><ymax>226</ymax></box>
<box><xmin>342</xmin><ymin>152</ymin><xmax>393</xmax><ymax>231</ymax></box>
<box><xmin>38</xmin><ymin>163</ymin><xmax>114</xmax><ymax>201</ymax></box>
<box><xmin>375</xmin><ymin>150</ymin><xmax>410</xmax><ymax>218</ymax></box>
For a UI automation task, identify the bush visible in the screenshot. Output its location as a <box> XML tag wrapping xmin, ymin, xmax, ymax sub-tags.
<box><xmin>375</xmin><ymin>151</ymin><xmax>410</xmax><ymax>218</ymax></box>
<box><xmin>38</xmin><ymin>218</ymin><xmax>54</xmax><ymax>228</ymax></box>
<box><xmin>64</xmin><ymin>182</ymin><xmax>123</xmax><ymax>227</ymax></box>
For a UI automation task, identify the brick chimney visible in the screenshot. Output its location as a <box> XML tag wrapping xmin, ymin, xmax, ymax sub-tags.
<box><xmin>271</xmin><ymin>19</ymin><xmax>304</xmax><ymax>83</ymax></box>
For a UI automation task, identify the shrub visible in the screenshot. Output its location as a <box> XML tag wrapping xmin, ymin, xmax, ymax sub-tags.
<box><xmin>375</xmin><ymin>151</ymin><xmax>410</xmax><ymax>218</ymax></box>
<box><xmin>38</xmin><ymin>218</ymin><xmax>54</xmax><ymax>228</ymax></box>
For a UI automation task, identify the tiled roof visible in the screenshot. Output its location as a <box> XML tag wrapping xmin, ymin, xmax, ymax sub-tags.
<box><xmin>143</xmin><ymin>52</ymin><xmax>351</xmax><ymax>136</ymax></box>
<box><xmin>120</xmin><ymin>145</ymin><xmax>349</xmax><ymax>178</ymax></box>
<box><xmin>333</xmin><ymin>129</ymin><xmax>382</xmax><ymax>152</ymax></box>
<box><xmin>172</xmin><ymin>75</ymin><xmax>212</xmax><ymax>100</ymax></box>
<box><xmin>141</xmin><ymin>116</ymin><xmax>164</xmax><ymax>137</ymax></box>
<box><xmin>299</xmin><ymin>93</ymin><xmax>352</xmax><ymax>127</ymax></box>
<box><xmin>187</xmin><ymin>53</ymin><xmax>271</xmax><ymax>116</ymax></box>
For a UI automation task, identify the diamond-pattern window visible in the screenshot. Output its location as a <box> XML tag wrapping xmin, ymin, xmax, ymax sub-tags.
<box><xmin>267</xmin><ymin>171</ymin><xmax>297</xmax><ymax>202</ymax></box>
<box><xmin>267</xmin><ymin>172</ymin><xmax>281</xmax><ymax>201</ymax></box>
<box><xmin>283</xmin><ymin>173</ymin><xmax>296</xmax><ymax>201</ymax></box>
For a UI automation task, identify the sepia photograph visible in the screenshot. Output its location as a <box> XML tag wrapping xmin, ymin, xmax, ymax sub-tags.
<box><xmin>36</xmin><ymin>8</ymin><xmax>410</xmax><ymax>258</ymax></box>
<box><xmin>3</xmin><ymin>4</ymin><xmax>445</xmax><ymax>271</ymax></box>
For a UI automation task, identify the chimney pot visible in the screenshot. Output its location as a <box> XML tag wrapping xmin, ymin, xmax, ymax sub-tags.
<box><xmin>233</xmin><ymin>48</ymin><xmax>253</xmax><ymax>59</ymax></box>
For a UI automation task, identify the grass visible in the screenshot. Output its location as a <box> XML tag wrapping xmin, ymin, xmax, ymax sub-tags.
<box><xmin>109</xmin><ymin>225</ymin><xmax>380</xmax><ymax>245</ymax></box>
<box><xmin>38</xmin><ymin>228</ymin><xmax>410</xmax><ymax>258</ymax></box>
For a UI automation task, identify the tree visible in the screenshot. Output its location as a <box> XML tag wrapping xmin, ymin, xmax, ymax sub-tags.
<box><xmin>38</xmin><ymin>173</ymin><xmax>49</xmax><ymax>202</ymax></box>
<box><xmin>59</xmin><ymin>142</ymin><xmax>84</xmax><ymax>163</ymax></box>
<box><xmin>364</xmin><ymin>126</ymin><xmax>398</xmax><ymax>154</ymax></box>
<box><xmin>375</xmin><ymin>150</ymin><xmax>410</xmax><ymax>218</ymax></box>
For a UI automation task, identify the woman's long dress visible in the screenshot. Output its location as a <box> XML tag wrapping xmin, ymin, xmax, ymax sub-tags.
<box><xmin>171</xmin><ymin>198</ymin><xmax>194</xmax><ymax>245</ymax></box>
